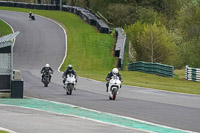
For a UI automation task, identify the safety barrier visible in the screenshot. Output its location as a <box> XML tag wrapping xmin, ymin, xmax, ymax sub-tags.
<box><xmin>0</xmin><ymin>1</ymin><xmax>58</xmax><ymax>10</ymax></box>
<box><xmin>62</xmin><ymin>5</ymin><xmax>110</xmax><ymax>33</ymax></box>
<box><xmin>128</xmin><ymin>61</ymin><xmax>174</xmax><ymax>77</ymax></box>
<box><xmin>115</xmin><ymin>28</ymin><xmax>126</xmax><ymax>70</ymax></box>
<box><xmin>0</xmin><ymin>1</ymin><xmax>110</xmax><ymax>33</ymax></box>
<box><xmin>185</xmin><ymin>65</ymin><xmax>200</xmax><ymax>82</ymax></box>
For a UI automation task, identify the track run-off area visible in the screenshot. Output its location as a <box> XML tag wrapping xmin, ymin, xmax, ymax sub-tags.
<box><xmin>0</xmin><ymin>10</ymin><xmax>200</xmax><ymax>133</ymax></box>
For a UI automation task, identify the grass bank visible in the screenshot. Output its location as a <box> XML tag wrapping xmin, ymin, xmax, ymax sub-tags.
<box><xmin>0</xmin><ymin>7</ymin><xmax>200</xmax><ymax>95</ymax></box>
<box><xmin>0</xmin><ymin>19</ymin><xmax>12</xmax><ymax>36</ymax></box>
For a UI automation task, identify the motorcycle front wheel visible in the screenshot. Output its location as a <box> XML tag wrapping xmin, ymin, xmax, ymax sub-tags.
<box><xmin>112</xmin><ymin>88</ymin><xmax>117</xmax><ymax>100</ymax></box>
<box><xmin>67</xmin><ymin>84</ymin><xmax>74</xmax><ymax>95</ymax></box>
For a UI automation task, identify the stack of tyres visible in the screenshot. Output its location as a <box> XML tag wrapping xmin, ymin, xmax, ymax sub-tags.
<box><xmin>26</xmin><ymin>3</ymin><xmax>34</xmax><ymax>9</ymax></box>
<box><xmin>6</xmin><ymin>1</ymin><xmax>15</xmax><ymax>7</ymax></box>
<box><xmin>19</xmin><ymin>2</ymin><xmax>27</xmax><ymax>8</ymax></box>
<box><xmin>128</xmin><ymin>61</ymin><xmax>174</xmax><ymax>77</ymax></box>
<box><xmin>14</xmin><ymin>2</ymin><xmax>21</xmax><ymax>7</ymax></box>
<box><xmin>40</xmin><ymin>4</ymin><xmax>48</xmax><ymax>10</ymax></box>
<box><xmin>33</xmin><ymin>4</ymin><xmax>41</xmax><ymax>9</ymax></box>
<box><xmin>0</xmin><ymin>1</ymin><xmax>7</xmax><ymax>6</ymax></box>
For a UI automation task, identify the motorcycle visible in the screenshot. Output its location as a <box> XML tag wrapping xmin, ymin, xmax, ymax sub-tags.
<box><xmin>42</xmin><ymin>71</ymin><xmax>52</xmax><ymax>87</ymax></box>
<box><xmin>29</xmin><ymin>13</ymin><xmax>35</xmax><ymax>20</ymax></box>
<box><xmin>31</xmin><ymin>15</ymin><xmax>35</xmax><ymax>20</ymax></box>
<box><xmin>64</xmin><ymin>73</ymin><xmax>76</xmax><ymax>95</ymax></box>
<box><xmin>108</xmin><ymin>75</ymin><xmax>121</xmax><ymax>100</ymax></box>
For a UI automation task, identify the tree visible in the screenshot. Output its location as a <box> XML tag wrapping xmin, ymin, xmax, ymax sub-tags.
<box><xmin>125</xmin><ymin>21</ymin><xmax>145</xmax><ymax>60</ymax></box>
<box><xmin>106</xmin><ymin>3</ymin><xmax>137</xmax><ymax>26</ymax></box>
<box><xmin>177</xmin><ymin>5</ymin><xmax>200</xmax><ymax>40</ymax></box>
<box><xmin>137</xmin><ymin>23</ymin><xmax>177</xmax><ymax>64</ymax></box>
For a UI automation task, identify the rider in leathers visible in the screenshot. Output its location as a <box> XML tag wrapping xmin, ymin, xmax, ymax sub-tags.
<box><xmin>41</xmin><ymin>64</ymin><xmax>54</xmax><ymax>82</ymax></box>
<box><xmin>105</xmin><ymin>68</ymin><xmax>122</xmax><ymax>92</ymax></box>
<box><xmin>62</xmin><ymin>64</ymin><xmax>77</xmax><ymax>85</ymax></box>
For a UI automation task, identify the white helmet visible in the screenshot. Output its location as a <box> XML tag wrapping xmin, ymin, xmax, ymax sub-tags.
<box><xmin>45</xmin><ymin>64</ymin><xmax>50</xmax><ymax>67</ymax></box>
<box><xmin>112</xmin><ymin>68</ymin><xmax>118</xmax><ymax>75</ymax></box>
<box><xmin>68</xmin><ymin>64</ymin><xmax>73</xmax><ymax>70</ymax></box>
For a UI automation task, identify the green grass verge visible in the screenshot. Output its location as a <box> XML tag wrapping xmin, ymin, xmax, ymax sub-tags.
<box><xmin>0</xmin><ymin>7</ymin><xmax>200</xmax><ymax>95</ymax></box>
<box><xmin>0</xmin><ymin>19</ymin><xmax>12</xmax><ymax>36</ymax></box>
<box><xmin>0</xmin><ymin>131</ymin><xmax>9</xmax><ymax>133</ymax></box>
<box><xmin>79</xmin><ymin>69</ymin><xmax>200</xmax><ymax>95</ymax></box>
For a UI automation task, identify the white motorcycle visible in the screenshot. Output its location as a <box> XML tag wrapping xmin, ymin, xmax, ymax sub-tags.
<box><xmin>64</xmin><ymin>74</ymin><xmax>76</xmax><ymax>95</ymax></box>
<box><xmin>108</xmin><ymin>75</ymin><xmax>121</xmax><ymax>100</ymax></box>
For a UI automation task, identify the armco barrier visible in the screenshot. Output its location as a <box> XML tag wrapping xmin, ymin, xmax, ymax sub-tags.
<box><xmin>185</xmin><ymin>65</ymin><xmax>200</xmax><ymax>82</ymax></box>
<box><xmin>0</xmin><ymin>1</ymin><xmax>57</xmax><ymax>10</ymax></box>
<box><xmin>26</xmin><ymin>3</ymin><xmax>34</xmax><ymax>9</ymax></box>
<box><xmin>62</xmin><ymin>5</ymin><xmax>110</xmax><ymax>34</ymax></box>
<box><xmin>115</xmin><ymin>28</ymin><xmax>126</xmax><ymax>70</ymax></box>
<box><xmin>128</xmin><ymin>61</ymin><xmax>174</xmax><ymax>77</ymax></box>
<box><xmin>6</xmin><ymin>1</ymin><xmax>15</xmax><ymax>7</ymax></box>
<box><xmin>0</xmin><ymin>1</ymin><xmax>110</xmax><ymax>33</ymax></box>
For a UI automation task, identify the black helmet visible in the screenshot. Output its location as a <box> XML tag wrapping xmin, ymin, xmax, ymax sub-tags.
<box><xmin>68</xmin><ymin>64</ymin><xmax>72</xmax><ymax>70</ymax></box>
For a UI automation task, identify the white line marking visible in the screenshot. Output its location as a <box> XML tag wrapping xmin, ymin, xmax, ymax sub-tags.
<box><xmin>0</xmin><ymin>127</ymin><xmax>17</xmax><ymax>133</ymax></box>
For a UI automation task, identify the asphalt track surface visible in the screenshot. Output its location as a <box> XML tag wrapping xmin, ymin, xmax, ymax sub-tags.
<box><xmin>0</xmin><ymin>10</ymin><xmax>200</xmax><ymax>133</ymax></box>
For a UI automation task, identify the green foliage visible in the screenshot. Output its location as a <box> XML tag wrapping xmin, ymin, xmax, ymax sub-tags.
<box><xmin>138</xmin><ymin>8</ymin><xmax>158</xmax><ymax>24</ymax></box>
<box><xmin>137</xmin><ymin>23</ymin><xmax>177</xmax><ymax>64</ymax></box>
<box><xmin>106</xmin><ymin>3</ymin><xmax>137</xmax><ymax>26</ymax></box>
<box><xmin>178</xmin><ymin>38</ymin><xmax>200</xmax><ymax>68</ymax></box>
<box><xmin>177</xmin><ymin>6</ymin><xmax>200</xmax><ymax>40</ymax></box>
<box><xmin>125</xmin><ymin>21</ymin><xmax>145</xmax><ymax>61</ymax></box>
<box><xmin>125</xmin><ymin>22</ymin><xmax>177</xmax><ymax>65</ymax></box>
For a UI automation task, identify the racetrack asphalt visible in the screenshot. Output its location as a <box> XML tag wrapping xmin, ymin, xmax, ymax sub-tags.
<box><xmin>0</xmin><ymin>10</ymin><xmax>200</xmax><ymax>133</ymax></box>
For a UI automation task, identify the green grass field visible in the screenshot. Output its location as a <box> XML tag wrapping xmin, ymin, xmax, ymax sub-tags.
<box><xmin>0</xmin><ymin>19</ymin><xmax>12</xmax><ymax>36</ymax></box>
<box><xmin>0</xmin><ymin>6</ymin><xmax>200</xmax><ymax>95</ymax></box>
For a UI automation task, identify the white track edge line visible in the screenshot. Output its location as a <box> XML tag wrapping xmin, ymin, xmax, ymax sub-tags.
<box><xmin>33</xmin><ymin>14</ymin><xmax>67</xmax><ymax>73</ymax></box>
<box><xmin>0</xmin><ymin>127</ymin><xmax>17</xmax><ymax>133</ymax></box>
